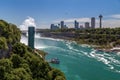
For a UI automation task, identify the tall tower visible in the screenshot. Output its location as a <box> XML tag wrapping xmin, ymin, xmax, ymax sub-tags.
<box><xmin>99</xmin><ymin>14</ymin><xmax>103</xmax><ymax>28</ymax></box>
<box><xmin>28</xmin><ymin>27</ymin><xmax>35</xmax><ymax>49</ymax></box>
<box><xmin>91</xmin><ymin>17</ymin><xmax>95</xmax><ymax>29</ymax></box>
<box><xmin>74</xmin><ymin>20</ymin><xmax>79</xmax><ymax>29</ymax></box>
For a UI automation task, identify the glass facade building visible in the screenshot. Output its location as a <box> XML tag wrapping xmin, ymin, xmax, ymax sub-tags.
<box><xmin>28</xmin><ymin>27</ymin><xmax>35</xmax><ymax>49</ymax></box>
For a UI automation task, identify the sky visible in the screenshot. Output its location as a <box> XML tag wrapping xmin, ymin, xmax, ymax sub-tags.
<box><xmin>0</xmin><ymin>0</ymin><xmax>120</xmax><ymax>29</ymax></box>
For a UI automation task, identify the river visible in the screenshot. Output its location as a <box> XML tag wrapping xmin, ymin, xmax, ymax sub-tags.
<box><xmin>21</xmin><ymin>35</ymin><xmax>120</xmax><ymax>80</ymax></box>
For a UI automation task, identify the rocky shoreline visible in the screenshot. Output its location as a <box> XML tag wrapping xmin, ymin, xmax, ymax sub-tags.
<box><xmin>95</xmin><ymin>47</ymin><xmax>120</xmax><ymax>53</ymax></box>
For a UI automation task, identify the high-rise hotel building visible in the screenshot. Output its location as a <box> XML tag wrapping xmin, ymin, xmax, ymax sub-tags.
<box><xmin>74</xmin><ymin>20</ymin><xmax>79</xmax><ymax>29</ymax></box>
<box><xmin>28</xmin><ymin>26</ymin><xmax>35</xmax><ymax>49</ymax></box>
<box><xmin>60</xmin><ymin>21</ymin><xmax>64</xmax><ymax>29</ymax></box>
<box><xmin>85</xmin><ymin>22</ymin><xmax>90</xmax><ymax>29</ymax></box>
<box><xmin>91</xmin><ymin>17</ymin><xmax>95</xmax><ymax>28</ymax></box>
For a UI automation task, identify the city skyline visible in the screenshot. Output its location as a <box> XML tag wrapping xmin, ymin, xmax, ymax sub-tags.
<box><xmin>0</xmin><ymin>0</ymin><xmax>120</xmax><ymax>29</ymax></box>
<box><xmin>50</xmin><ymin>16</ymin><xmax>97</xmax><ymax>30</ymax></box>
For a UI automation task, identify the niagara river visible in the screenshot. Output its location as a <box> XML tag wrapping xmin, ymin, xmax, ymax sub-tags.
<box><xmin>21</xmin><ymin>35</ymin><xmax>120</xmax><ymax>80</ymax></box>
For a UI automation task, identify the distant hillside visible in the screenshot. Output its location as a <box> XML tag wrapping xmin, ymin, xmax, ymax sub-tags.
<box><xmin>41</xmin><ymin>28</ymin><xmax>120</xmax><ymax>49</ymax></box>
<box><xmin>0</xmin><ymin>20</ymin><xmax>66</xmax><ymax>80</ymax></box>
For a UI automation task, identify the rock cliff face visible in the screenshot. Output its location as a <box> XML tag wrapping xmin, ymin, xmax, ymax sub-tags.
<box><xmin>0</xmin><ymin>44</ymin><xmax>12</xmax><ymax>58</ymax></box>
<box><xmin>0</xmin><ymin>49</ymin><xmax>9</xmax><ymax>58</ymax></box>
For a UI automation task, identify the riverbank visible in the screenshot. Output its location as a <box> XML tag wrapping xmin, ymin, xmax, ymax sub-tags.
<box><xmin>40</xmin><ymin>32</ymin><xmax>120</xmax><ymax>53</ymax></box>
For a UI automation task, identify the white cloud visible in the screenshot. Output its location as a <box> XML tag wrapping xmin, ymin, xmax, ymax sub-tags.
<box><xmin>103</xmin><ymin>19</ymin><xmax>120</xmax><ymax>28</ymax></box>
<box><xmin>19</xmin><ymin>16</ymin><xmax>36</xmax><ymax>30</ymax></box>
<box><xmin>54</xmin><ymin>18</ymin><xmax>90</xmax><ymax>23</ymax></box>
<box><xmin>76</xmin><ymin>18</ymin><xmax>91</xmax><ymax>23</ymax></box>
<box><xmin>39</xmin><ymin>24</ymin><xmax>50</xmax><ymax>29</ymax></box>
<box><xmin>64</xmin><ymin>18</ymin><xmax>90</xmax><ymax>23</ymax></box>
<box><xmin>109</xmin><ymin>14</ymin><xmax>120</xmax><ymax>19</ymax></box>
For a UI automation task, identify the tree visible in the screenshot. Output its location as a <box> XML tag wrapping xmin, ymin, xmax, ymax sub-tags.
<box><xmin>12</xmin><ymin>42</ymin><xmax>27</xmax><ymax>57</ymax></box>
<box><xmin>47</xmin><ymin>68</ymin><xmax>66</xmax><ymax>80</ymax></box>
<box><xmin>0</xmin><ymin>37</ymin><xmax>8</xmax><ymax>50</ymax></box>
<box><xmin>5</xmin><ymin>68</ymin><xmax>32</xmax><ymax>80</ymax></box>
<box><xmin>10</xmin><ymin>54</ymin><xmax>26</xmax><ymax>68</ymax></box>
<box><xmin>0</xmin><ymin>59</ymin><xmax>13</xmax><ymax>72</ymax></box>
<box><xmin>0</xmin><ymin>59</ymin><xmax>13</xmax><ymax>80</ymax></box>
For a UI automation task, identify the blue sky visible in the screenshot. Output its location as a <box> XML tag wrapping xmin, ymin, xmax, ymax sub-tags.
<box><xmin>0</xmin><ymin>0</ymin><xmax>120</xmax><ymax>29</ymax></box>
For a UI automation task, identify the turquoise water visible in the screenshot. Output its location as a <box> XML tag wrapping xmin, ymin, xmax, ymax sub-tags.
<box><xmin>21</xmin><ymin>35</ymin><xmax>120</xmax><ymax>80</ymax></box>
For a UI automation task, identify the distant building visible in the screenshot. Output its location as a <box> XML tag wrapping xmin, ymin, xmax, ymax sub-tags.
<box><xmin>60</xmin><ymin>21</ymin><xmax>68</xmax><ymax>29</ymax></box>
<box><xmin>91</xmin><ymin>17</ymin><xmax>95</xmax><ymax>28</ymax></box>
<box><xmin>80</xmin><ymin>25</ymin><xmax>84</xmax><ymax>29</ymax></box>
<box><xmin>60</xmin><ymin>21</ymin><xmax>64</xmax><ymax>29</ymax></box>
<box><xmin>74</xmin><ymin>20</ymin><xmax>79</xmax><ymax>29</ymax></box>
<box><xmin>50</xmin><ymin>24</ymin><xmax>59</xmax><ymax>30</ymax></box>
<box><xmin>85</xmin><ymin>22</ymin><xmax>90</xmax><ymax>29</ymax></box>
<box><xmin>28</xmin><ymin>27</ymin><xmax>35</xmax><ymax>49</ymax></box>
